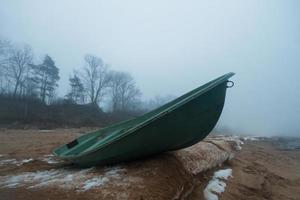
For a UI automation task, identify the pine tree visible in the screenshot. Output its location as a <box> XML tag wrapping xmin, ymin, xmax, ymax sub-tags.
<box><xmin>66</xmin><ymin>74</ymin><xmax>84</xmax><ymax>103</ymax></box>
<box><xmin>32</xmin><ymin>55</ymin><xmax>60</xmax><ymax>103</ymax></box>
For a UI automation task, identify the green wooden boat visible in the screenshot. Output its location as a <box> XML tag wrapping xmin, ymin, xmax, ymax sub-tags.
<box><xmin>53</xmin><ymin>72</ymin><xmax>235</xmax><ymax>167</ymax></box>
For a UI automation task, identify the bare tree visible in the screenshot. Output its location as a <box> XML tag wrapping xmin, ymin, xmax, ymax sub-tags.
<box><xmin>109</xmin><ymin>71</ymin><xmax>141</xmax><ymax>112</ymax></box>
<box><xmin>80</xmin><ymin>54</ymin><xmax>111</xmax><ymax>106</ymax></box>
<box><xmin>0</xmin><ymin>40</ymin><xmax>10</xmax><ymax>66</ymax></box>
<box><xmin>0</xmin><ymin>40</ymin><xmax>11</xmax><ymax>93</ymax></box>
<box><xmin>3</xmin><ymin>44</ymin><xmax>33</xmax><ymax>97</ymax></box>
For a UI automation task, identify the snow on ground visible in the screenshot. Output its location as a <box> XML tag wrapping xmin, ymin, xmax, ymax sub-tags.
<box><xmin>81</xmin><ymin>177</ymin><xmax>110</xmax><ymax>191</ymax></box>
<box><xmin>0</xmin><ymin>165</ymin><xmax>139</xmax><ymax>191</ymax></box>
<box><xmin>0</xmin><ymin>167</ymin><xmax>90</xmax><ymax>189</ymax></box>
<box><xmin>0</xmin><ymin>159</ymin><xmax>19</xmax><ymax>166</ymax></box>
<box><xmin>0</xmin><ymin>154</ymin><xmax>61</xmax><ymax>166</ymax></box>
<box><xmin>0</xmin><ymin>158</ymin><xmax>34</xmax><ymax>166</ymax></box>
<box><xmin>80</xmin><ymin>166</ymin><xmax>126</xmax><ymax>191</ymax></box>
<box><xmin>211</xmin><ymin>135</ymin><xmax>263</xmax><ymax>150</ymax></box>
<box><xmin>0</xmin><ymin>135</ymin><xmax>249</xmax><ymax>195</ymax></box>
<box><xmin>0</xmin><ymin>154</ymin><xmax>134</xmax><ymax>191</ymax></box>
<box><xmin>18</xmin><ymin>158</ymin><xmax>34</xmax><ymax>165</ymax></box>
<box><xmin>219</xmin><ymin>136</ymin><xmax>244</xmax><ymax>150</ymax></box>
<box><xmin>242</xmin><ymin>136</ymin><xmax>260</xmax><ymax>141</ymax></box>
<box><xmin>203</xmin><ymin>168</ymin><xmax>232</xmax><ymax>200</ymax></box>
<box><xmin>39</xmin><ymin>154</ymin><xmax>61</xmax><ymax>164</ymax></box>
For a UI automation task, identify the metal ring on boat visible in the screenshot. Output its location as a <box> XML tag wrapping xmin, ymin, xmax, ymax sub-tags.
<box><xmin>226</xmin><ymin>81</ymin><xmax>234</xmax><ymax>88</ymax></box>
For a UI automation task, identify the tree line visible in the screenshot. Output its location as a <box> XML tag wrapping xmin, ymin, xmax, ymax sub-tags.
<box><xmin>0</xmin><ymin>39</ymin><xmax>142</xmax><ymax>113</ymax></box>
<box><xmin>0</xmin><ymin>38</ymin><xmax>176</xmax><ymax>127</ymax></box>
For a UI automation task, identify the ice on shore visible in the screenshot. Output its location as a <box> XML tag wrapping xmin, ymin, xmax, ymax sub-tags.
<box><xmin>203</xmin><ymin>168</ymin><xmax>232</xmax><ymax>200</ymax></box>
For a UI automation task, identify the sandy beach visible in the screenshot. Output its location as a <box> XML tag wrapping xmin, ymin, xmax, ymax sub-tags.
<box><xmin>0</xmin><ymin>129</ymin><xmax>299</xmax><ymax>200</ymax></box>
<box><xmin>190</xmin><ymin>137</ymin><xmax>300</xmax><ymax>200</ymax></box>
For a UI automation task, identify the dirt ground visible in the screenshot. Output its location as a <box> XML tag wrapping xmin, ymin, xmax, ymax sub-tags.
<box><xmin>0</xmin><ymin>129</ymin><xmax>299</xmax><ymax>200</ymax></box>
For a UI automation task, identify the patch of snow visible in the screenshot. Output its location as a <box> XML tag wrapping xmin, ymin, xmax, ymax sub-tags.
<box><xmin>0</xmin><ymin>159</ymin><xmax>19</xmax><ymax>166</ymax></box>
<box><xmin>29</xmin><ymin>172</ymin><xmax>76</xmax><ymax>189</ymax></box>
<box><xmin>228</xmin><ymin>153</ymin><xmax>235</xmax><ymax>160</ymax></box>
<box><xmin>214</xmin><ymin>169</ymin><xmax>232</xmax><ymax>180</ymax></box>
<box><xmin>0</xmin><ymin>168</ymin><xmax>94</xmax><ymax>189</ymax></box>
<box><xmin>79</xmin><ymin>166</ymin><xmax>126</xmax><ymax>191</ymax></box>
<box><xmin>40</xmin><ymin>154</ymin><xmax>60</xmax><ymax>164</ymax></box>
<box><xmin>0</xmin><ymin>170</ymin><xmax>61</xmax><ymax>188</ymax></box>
<box><xmin>236</xmin><ymin>143</ymin><xmax>242</xmax><ymax>150</ymax></box>
<box><xmin>18</xmin><ymin>158</ymin><xmax>34</xmax><ymax>165</ymax></box>
<box><xmin>0</xmin><ymin>158</ymin><xmax>34</xmax><ymax>166</ymax></box>
<box><xmin>0</xmin><ymin>165</ymin><xmax>133</xmax><ymax>191</ymax></box>
<box><xmin>203</xmin><ymin>169</ymin><xmax>232</xmax><ymax>200</ymax></box>
<box><xmin>215</xmin><ymin>136</ymin><xmax>244</xmax><ymax>150</ymax></box>
<box><xmin>243</xmin><ymin>136</ymin><xmax>259</xmax><ymax>141</ymax></box>
<box><xmin>104</xmin><ymin>166</ymin><xmax>125</xmax><ymax>177</ymax></box>
<box><xmin>81</xmin><ymin>177</ymin><xmax>109</xmax><ymax>191</ymax></box>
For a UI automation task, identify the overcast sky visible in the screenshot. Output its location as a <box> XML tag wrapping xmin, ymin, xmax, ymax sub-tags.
<box><xmin>1</xmin><ymin>0</ymin><xmax>299</xmax><ymax>136</ymax></box>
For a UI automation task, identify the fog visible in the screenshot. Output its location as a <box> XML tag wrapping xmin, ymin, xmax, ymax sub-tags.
<box><xmin>1</xmin><ymin>0</ymin><xmax>299</xmax><ymax>136</ymax></box>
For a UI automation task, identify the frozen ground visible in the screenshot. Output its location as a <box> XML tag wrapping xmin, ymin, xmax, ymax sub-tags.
<box><xmin>0</xmin><ymin>129</ymin><xmax>299</xmax><ymax>200</ymax></box>
<box><xmin>0</xmin><ymin>129</ymin><xmax>243</xmax><ymax>199</ymax></box>
<box><xmin>203</xmin><ymin>168</ymin><xmax>232</xmax><ymax>200</ymax></box>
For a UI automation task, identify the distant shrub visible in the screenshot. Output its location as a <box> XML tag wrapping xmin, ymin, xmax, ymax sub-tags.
<box><xmin>0</xmin><ymin>95</ymin><xmax>143</xmax><ymax>129</ymax></box>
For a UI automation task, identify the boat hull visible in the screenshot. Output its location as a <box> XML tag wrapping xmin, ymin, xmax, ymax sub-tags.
<box><xmin>53</xmin><ymin>73</ymin><xmax>234</xmax><ymax>167</ymax></box>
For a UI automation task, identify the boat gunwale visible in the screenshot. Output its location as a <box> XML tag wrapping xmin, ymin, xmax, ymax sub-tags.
<box><xmin>54</xmin><ymin>72</ymin><xmax>235</xmax><ymax>159</ymax></box>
